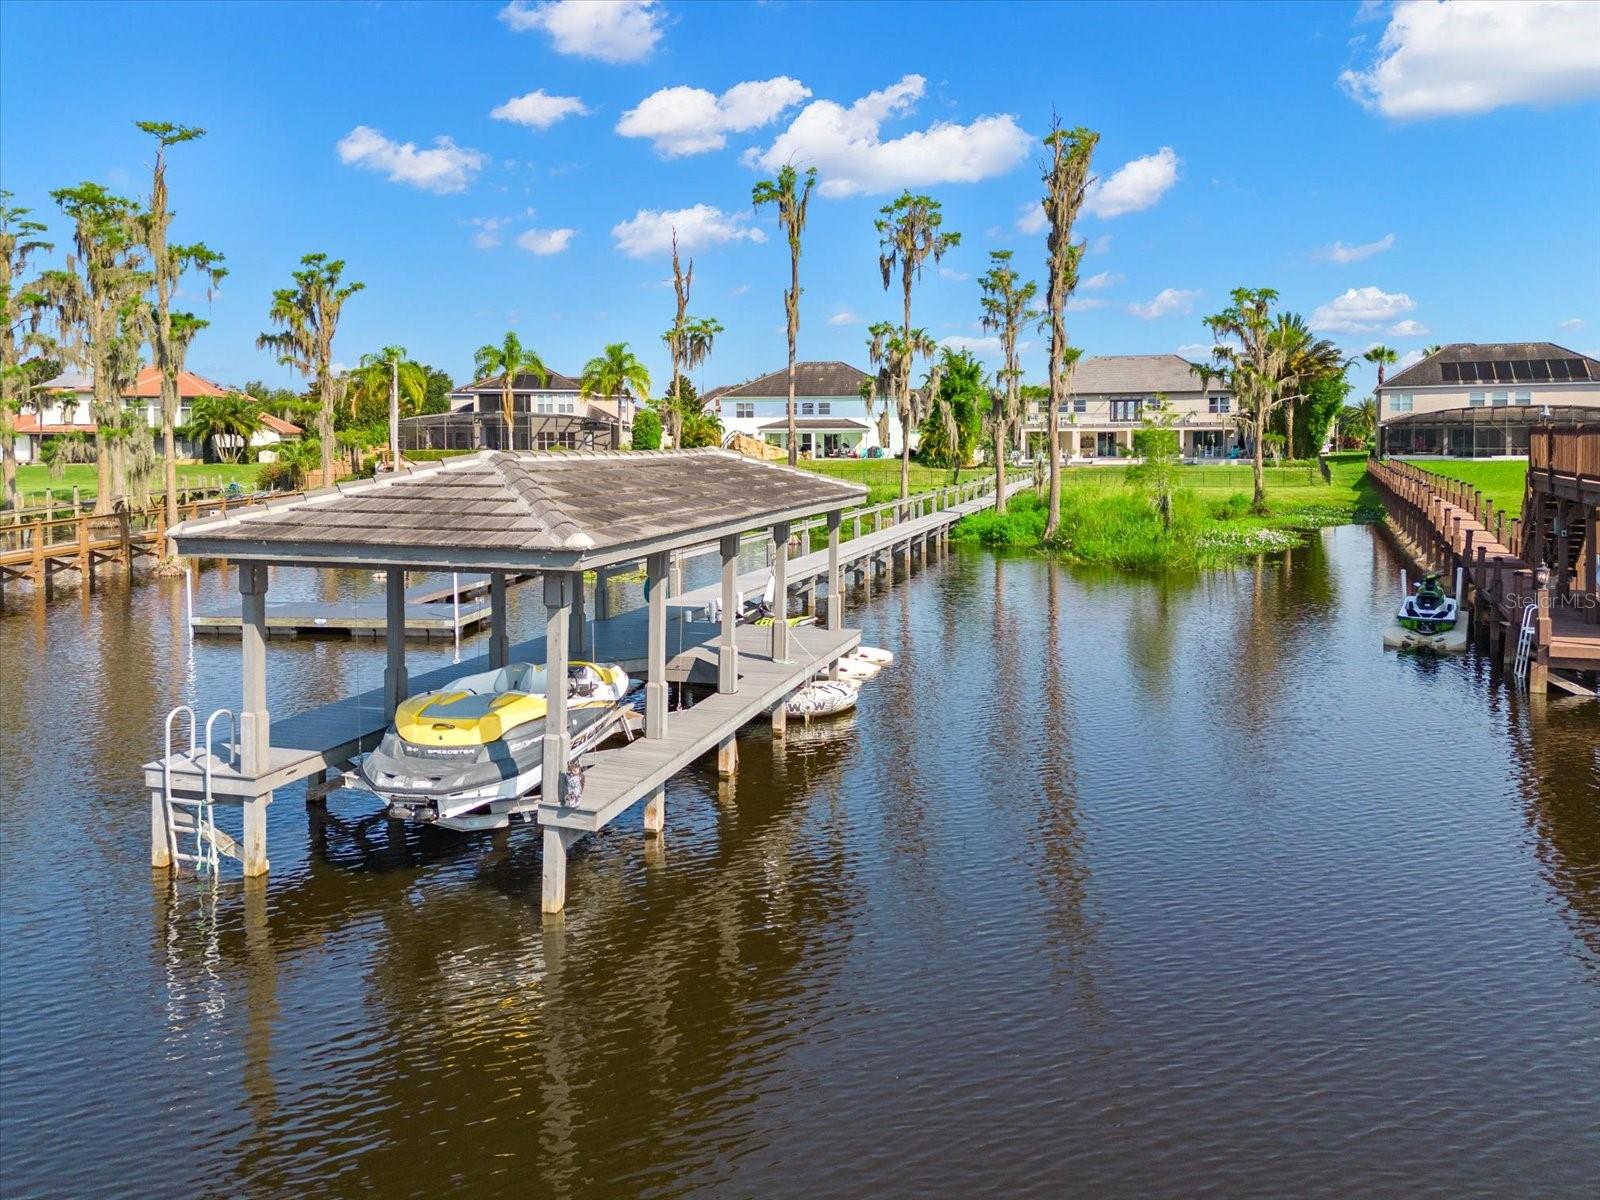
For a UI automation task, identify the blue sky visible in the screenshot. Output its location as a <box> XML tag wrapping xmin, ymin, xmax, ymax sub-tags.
<box><xmin>3</xmin><ymin>0</ymin><xmax>1597</xmax><ymax>401</ymax></box>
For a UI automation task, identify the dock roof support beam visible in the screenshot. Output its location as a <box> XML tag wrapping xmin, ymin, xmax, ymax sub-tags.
<box><xmin>384</xmin><ymin>569</ymin><xmax>409</xmax><ymax>721</ymax></box>
<box><xmin>239</xmin><ymin>563</ymin><xmax>270</xmax><ymax>776</ymax></box>
<box><xmin>772</xmin><ymin>520</ymin><xmax>791</xmax><ymax>665</ymax></box>
<box><xmin>719</xmin><ymin>534</ymin><xmax>739</xmax><ymax>694</ymax></box>
<box><xmin>827</xmin><ymin>509</ymin><xmax>842</xmax><ymax>631</ymax></box>
<box><xmin>570</xmin><ymin>569</ymin><xmax>587</xmax><ymax>657</ymax></box>
<box><xmin>646</xmin><ymin>551</ymin><xmax>669</xmax><ymax>738</ymax></box>
<box><xmin>488</xmin><ymin>571</ymin><xmax>510</xmax><ymax>669</ymax></box>
<box><xmin>543</xmin><ymin>571</ymin><xmax>572</xmax><ymax>802</ymax></box>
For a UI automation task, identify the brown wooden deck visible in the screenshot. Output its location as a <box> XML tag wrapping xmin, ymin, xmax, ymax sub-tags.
<box><xmin>1370</xmin><ymin>426</ymin><xmax>1599</xmax><ymax>693</ymax></box>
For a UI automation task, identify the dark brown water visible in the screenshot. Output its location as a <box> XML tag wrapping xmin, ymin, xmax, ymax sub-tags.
<box><xmin>3</xmin><ymin>527</ymin><xmax>1598</xmax><ymax>1199</ymax></box>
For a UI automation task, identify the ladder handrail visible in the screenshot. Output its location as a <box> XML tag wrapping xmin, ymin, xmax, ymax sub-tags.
<box><xmin>162</xmin><ymin>706</ymin><xmax>197</xmax><ymax>867</ymax></box>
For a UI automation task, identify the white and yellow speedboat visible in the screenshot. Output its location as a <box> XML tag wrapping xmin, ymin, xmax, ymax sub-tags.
<box><xmin>358</xmin><ymin>661</ymin><xmax>630</xmax><ymax>829</ymax></box>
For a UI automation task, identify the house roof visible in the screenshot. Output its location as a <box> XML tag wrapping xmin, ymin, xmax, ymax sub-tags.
<box><xmin>168</xmin><ymin>448</ymin><xmax>867</xmax><ymax>571</ymax></box>
<box><xmin>1383</xmin><ymin>404</ymin><xmax>1599</xmax><ymax>427</ymax></box>
<box><xmin>455</xmin><ymin>370</ymin><xmax>585</xmax><ymax>393</ymax></box>
<box><xmin>259</xmin><ymin>412</ymin><xmax>303</xmax><ymax>436</ymax></box>
<box><xmin>14</xmin><ymin>415</ymin><xmax>85</xmax><ymax>436</ymax></box>
<box><xmin>1069</xmin><ymin>354</ymin><xmax>1223</xmax><ymax>396</ymax></box>
<box><xmin>717</xmin><ymin>361</ymin><xmax>872</xmax><ymax>400</ymax></box>
<box><xmin>41</xmin><ymin>366</ymin><xmax>246</xmax><ymax>400</ymax></box>
<box><xmin>758</xmin><ymin>417</ymin><xmax>871</xmax><ymax>431</ymax></box>
<box><xmin>1381</xmin><ymin>343</ymin><xmax>1599</xmax><ymax>389</ymax></box>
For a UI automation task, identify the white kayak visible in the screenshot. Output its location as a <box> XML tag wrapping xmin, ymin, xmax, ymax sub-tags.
<box><xmin>786</xmin><ymin>678</ymin><xmax>860</xmax><ymax>720</ymax></box>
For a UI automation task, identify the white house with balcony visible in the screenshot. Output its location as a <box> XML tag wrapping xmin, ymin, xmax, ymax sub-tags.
<box><xmin>712</xmin><ymin>361</ymin><xmax>909</xmax><ymax>458</ymax></box>
<box><xmin>1026</xmin><ymin>354</ymin><xmax>1240</xmax><ymax>461</ymax></box>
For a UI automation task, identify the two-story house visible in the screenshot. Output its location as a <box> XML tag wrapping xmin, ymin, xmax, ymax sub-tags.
<box><xmin>714</xmin><ymin>361</ymin><xmax>906</xmax><ymax>457</ymax></box>
<box><xmin>15</xmin><ymin>367</ymin><xmax>301</xmax><ymax>463</ymax></box>
<box><xmin>1378</xmin><ymin>343</ymin><xmax>1600</xmax><ymax>457</ymax></box>
<box><xmin>437</xmin><ymin>370</ymin><xmax>634</xmax><ymax>451</ymax></box>
<box><xmin>1027</xmin><ymin>354</ymin><xmax>1239</xmax><ymax>461</ymax></box>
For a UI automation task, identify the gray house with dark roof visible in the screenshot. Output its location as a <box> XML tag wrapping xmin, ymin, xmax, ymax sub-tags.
<box><xmin>424</xmin><ymin>370</ymin><xmax>637</xmax><ymax>451</ymax></box>
<box><xmin>713</xmin><ymin>361</ymin><xmax>902</xmax><ymax>457</ymax></box>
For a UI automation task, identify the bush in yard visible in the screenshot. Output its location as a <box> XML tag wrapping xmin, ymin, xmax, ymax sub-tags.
<box><xmin>631</xmin><ymin>409</ymin><xmax>662</xmax><ymax>450</ymax></box>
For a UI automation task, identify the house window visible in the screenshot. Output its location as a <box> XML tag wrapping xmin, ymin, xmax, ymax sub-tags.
<box><xmin>1515</xmin><ymin>391</ymin><xmax>1532</xmax><ymax>406</ymax></box>
<box><xmin>801</xmin><ymin>401</ymin><xmax>815</xmax><ymax>416</ymax></box>
<box><xmin>1469</xmin><ymin>391</ymin><xmax>1485</xmax><ymax>407</ymax></box>
<box><xmin>1208</xmin><ymin>395</ymin><xmax>1230</xmax><ymax>414</ymax></box>
<box><xmin>735</xmin><ymin>402</ymin><xmax>755</xmax><ymax>420</ymax></box>
<box><xmin>1073</xmin><ymin>397</ymin><xmax>1087</xmax><ymax>413</ymax></box>
<box><xmin>1111</xmin><ymin>398</ymin><xmax>1143</xmax><ymax>421</ymax></box>
<box><xmin>1389</xmin><ymin>393</ymin><xmax>1413</xmax><ymax>413</ymax></box>
<box><xmin>817</xmin><ymin>401</ymin><xmax>831</xmax><ymax>415</ymax></box>
<box><xmin>1490</xmin><ymin>391</ymin><xmax>1508</xmax><ymax>408</ymax></box>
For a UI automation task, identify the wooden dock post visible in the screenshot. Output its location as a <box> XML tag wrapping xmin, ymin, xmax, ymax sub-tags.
<box><xmin>542</xmin><ymin>572</ymin><xmax>573</xmax><ymax>800</ymax></box>
<box><xmin>771</xmin><ymin>520</ymin><xmax>791</xmax><ymax>663</ymax></box>
<box><xmin>383</xmin><ymin>569</ymin><xmax>409</xmax><ymax>719</ymax></box>
<box><xmin>570</xmin><ymin>569</ymin><xmax>588</xmax><ymax>656</ymax></box>
<box><xmin>643</xmin><ymin>786</ymin><xmax>665</xmax><ymax>835</ymax></box>
<box><xmin>716</xmin><ymin>735</ymin><xmax>738</xmax><ymax>777</ymax></box>
<box><xmin>150</xmin><ymin>790</ymin><xmax>171</xmax><ymax>870</ymax></box>
<box><xmin>646</xmin><ymin>551</ymin><xmax>669</xmax><ymax>737</ymax></box>
<box><xmin>770</xmin><ymin>699</ymin><xmax>787</xmax><ymax>738</ymax></box>
<box><xmin>488</xmin><ymin>572</ymin><xmax>510</xmax><ymax>668</ymax></box>
<box><xmin>594</xmin><ymin>566</ymin><xmax>611</xmax><ymax>622</ymax></box>
<box><xmin>827</xmin><ymin>510</ymin><xmax>842</xmax><ymax>631</ymax></box>
<box><xmin>239</xmin><ymin>563</ymin><xmax>273</xmax><ymax>879</ymax></box>
<box><xmin>719</xmin><ymin>534</ymin><xmax>739</xmax><ymax>694</ymax></box>
<box><xmin>541</xmin><ymin>826</ymin><xmax>580</xmax><ymax>914</ymax></box>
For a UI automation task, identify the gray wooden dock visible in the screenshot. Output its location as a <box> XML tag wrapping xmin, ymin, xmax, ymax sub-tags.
<box><xmin>190</xmin><ymin>573</ymin><xmax>523</xmax><ymax>637</ymax></box>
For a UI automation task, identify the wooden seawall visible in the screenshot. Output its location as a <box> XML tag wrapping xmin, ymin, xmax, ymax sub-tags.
<box><xmin>1368</xmin><ymin>426</ymin><xmax>1599</xmax><ymax>694</ymax></box>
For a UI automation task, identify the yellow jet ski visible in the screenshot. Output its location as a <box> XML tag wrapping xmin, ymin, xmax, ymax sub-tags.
<box><xmin>358</xmin><ymin>661</ymin><xmax>630</xmax><ymax>828</ymax></box>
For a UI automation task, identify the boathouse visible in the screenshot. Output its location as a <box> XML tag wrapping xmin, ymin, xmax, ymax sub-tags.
<box><xmin>158</xmin><ymin>448</ymin><xmax>875</xmax><ymax>911</ymax></box>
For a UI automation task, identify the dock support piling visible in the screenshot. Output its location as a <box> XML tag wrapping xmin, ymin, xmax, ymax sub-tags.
<box><xmin>772</xmin><ymin>520</ymin><xmax>791</xmax><ymax>664</ymax></box>
<box><xmin>150</xmin><ymin>790</ymin><xmax>171</xmax><ymax>870</ymax></box>
<box><xmin>383</xmin><ymin>569</ymin><xmax>409</xmax><ymax>721</ymax></box>
<box><xmin>827</xmin><ymin>509</ymin><xmax>842</xmax><ymax>631</ymax></box>
<box><xmin>542</xmin><ymin>572</ymin><xmax>573</xmax><ymax>802</ymax></box>
<box><xmin>489</xmin><ymin>572</ymin><xmax>510</xmax><ymax>669</ymax></box>
<box><xmin>570</xmin><ymin>570</ymin><xmax>587</xmax><ymax>656</ymax></box>
<box><xmin>771</xmin><ymin>700</ymin><xmax>787</xmax><ymax>739</ymax></box>
<box><xmin>643</xmin><ymin>787</ymin><xmax>665</xmax><ymax>835</ymax></box>
<box><xmin>242</xmin><ymin>797</ymin><xmax>270</xmax><ymax>878</ymax></box>
<box><xmin>719</xmin><ymin>534</ymin><xmax>739</xmax><ymax>694</ymax></box>
<box><xmin>541</xmin><ymin>826</ymin><xmax>581</xmax><ymax>914</ymax></box>
<box><xmin>239</xmin><ymin>564</ymin><xmax>271</xmax><ymax>774</ymax></box>
<box><xmin>717</xmin><ymin>735</ymin><xmax>738</xmax><ymax>777</ymax></box>
<box><xmin>646</xmin><ymin>551</ymin><xmax>669</xmax><ymax>738</ymax></box>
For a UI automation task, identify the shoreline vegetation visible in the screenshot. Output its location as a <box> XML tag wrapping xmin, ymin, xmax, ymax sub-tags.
<box><xmin>952</xmin><ymin>454</ymin><xmax>1385</xmax><ymax>570</ymax></box>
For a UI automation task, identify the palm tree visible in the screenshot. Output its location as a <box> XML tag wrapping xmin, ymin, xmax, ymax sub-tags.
<box><xmin>43</xmin><ymin>182</ymin><xmax>147</xmax><ymax>513</ymax></box>
<box><xmin>184</xmin><ymin>391</ymin><xmax>260</xmax><ymax>463</ymax></box>
<box><xmin>1273</xmin><ymin>314</ymin><xmax>1347</xmax><ymax>458</ymax></box>
<box><xmin>1</xmin><ymin>191</ymin><xmax>53</xmax><ymax>511</ymax></box>
<box><xmin>358</xmin><ymin>344</ymin><xmax>427</xmax><ymax>464</ymax></box>
<box><xmin>258</xmin><ymin>253</ymin><xmax>363</xmax><ymax>485</ymax></box>
<box><xmin>864</xmin><ymin>322</ymin><xmax>938</xmax><ymax>471</ymax></box>
<box><xmin>1040</xmin><ymin>121</ymin><xmax>1099</xmax><ymax>540</ymax></box>
<box><xmin>134</xmin><ymin>120</ymin><xmax>225</xmax><ymax>557</ymax></box>
<box><xmin>753</xmin><ymin>165</ymin><xmax>819</xmax><ymax>467</ymax></box>
<box><xmin>875</xmin><ymin>190</ymin><xmax>960</xmax><ymax>497</ymax></box>
<box><xmin>1363</xmin><ymin>343</ymin><xmax>1398</xmax><ymax>443</ymax></box>
<box><xmin>978</xmin><ymin>249</ymin><xmax>1038</xmax><ymax>513</ymax></box>
<box><xmin>1421</xmin><ymin>343</ymin><xmax>1442</xmax><ymax>358</ymax></box>
<box><xmin>922</xmin><ymin>347</ymin><xmax>986</xmax><ymax>483</ymax></box>
<box><xmin>580</xmin><ymin>343</ymin><xmax>651</xmax><ymax>421</ymax></box>
<box><xmin>473</xmin><ymin>332</ymin><xmax>547</xmax><ymax>453</ymax></box>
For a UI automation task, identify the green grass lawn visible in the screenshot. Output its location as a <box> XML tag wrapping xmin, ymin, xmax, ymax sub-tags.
<box><xmin>799</xmin><ymin>458</ymin><xmax>992</xmax><ymax>505</ymax></box>
<box><xmin>1398</xmin><ymin>458</ymin><xmax>1527</xmax><ymax>514</ymax></box>
<box><xmin>952</xmin><ymin>456</ymin><xmax>1384</xmax><ymax>570</ymax></box>
<box><xmin>14</xmin><ymin>462</ymin><xmax>262</xmax><ymax>500</ymax></box>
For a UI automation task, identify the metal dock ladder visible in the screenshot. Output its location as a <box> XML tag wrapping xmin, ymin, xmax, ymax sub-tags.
<box><xmin>161</xmin><ymin>706</ymin><xmax>242</xmax><ymax>875</ymax></box>
<box><xmin>1512</xmin><ymin>602</ymin><xmax>1538</xmax><ymax>687</ymax></box>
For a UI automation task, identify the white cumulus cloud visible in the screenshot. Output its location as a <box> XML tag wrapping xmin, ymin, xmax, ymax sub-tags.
<box><xmin>1067</xmin><ymin>297</ymin><xmax>1107</xmax><ymax>312</ymax></box>
<box><xmin>499</xmin><ymin>0</ymin><xmax>663</xmax><ymax>63</ymax></box>
<box><xmin>464</xmin><ymin>216</ymin><xmax>510</xmax><ymax>249</ymax></box>
<box><xmin>1340</xmin><ymin>0</ymin><xmax>1600</xmax><ymax>118</ymax></box>
<box><xmin>336</xmin><ymin>125</ymin><xmax>486</xmax><ymax>194</ymax></box>
<box><xmin>827</xmin><ymin>310</ymin><xmax>862</xmax><ymax>326</ymax></box>
<box><xmin>491</xmin><ymin>89</ymin><xmax>589</xmax><ymax>129</ymax></box>
<box><xmin>1015</xmin><ymin>201</ymin><xmax>1047</xmax><ymax>235</ymax></box>
<box><xmin>1390</xmin><ymin>318</ymin><xmax>1429</xmax><ymax>336</ymax></box>
<box><xmin>1081</xmin><ymin>271</ymin><xmax>1122</xmax><ymax>290</ymax></box>
<box><xmin>1085</xmin><ymin>147</ymin><xmax>1181</xmax><ymax>218</ymax></box>
<box><xmin>1310</xmin><ymin>286</ymin><xmax>1417</xmax><ymax>334</ymax></box>
<box><xmin>611</xmin><ymin>204</ymin><xmax>766</xmax><ymax>258</ymax></box>
<box><xmin>1558</xmin><ymin>317</ymin><xmax>1586</xmax><ymax>331</ymax></box>
<box><xmin>618</xmin><ymin>77</ymin><xmax>810</xmax><ymax>156</ymax></box>
<box><xmin>1317</xmin><ymin>232</ymin><xmax>1396</xmax><ymax>263</ymax></box>
<box><xmin>1176</xmin><ymin>343</ymin><xmax>1215</xmax><ymax>360</ymax></box>
<box><xmin>517</xmin><ymin>227</ymin><xmax>576</xmax><ymax>255</ymax></box>
<box><xmin>939</xmin><ymin>335</ymin><xmax>1003</xmax><ymax>354</ymax></box>
<box><xmin>743</xmin><ymin>74</ymin><xmax>1030</xmax><ymax>198</ymax></box>
<box><xmin>1128</xmin><ymin>288</ymin><xmax>1200</xmax><ymax>320</ymax></box>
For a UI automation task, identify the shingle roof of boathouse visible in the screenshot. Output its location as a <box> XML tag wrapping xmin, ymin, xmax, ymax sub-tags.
<box><xmin>168</xmin><ymin>449</ymin><xmax>867</xmax><ymax>571</ymax></box>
